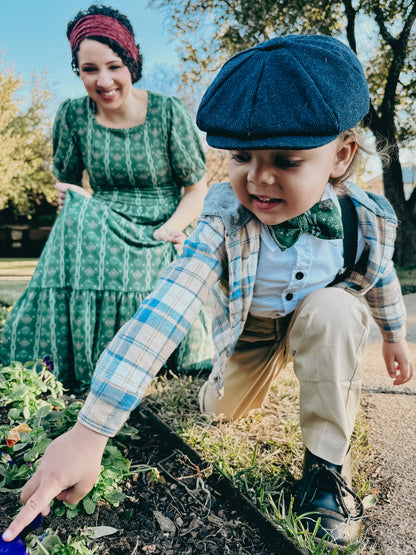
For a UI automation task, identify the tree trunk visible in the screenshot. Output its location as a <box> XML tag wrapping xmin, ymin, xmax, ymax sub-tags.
<box><xmin>368</xmin><ymin>107</ymin><xmax>416</xmax><ymax>267</ymax></box>
<box><xmin>382</xmin><ymin>155</ymin><xmax>416</xmax><ymax>267</ymax></box>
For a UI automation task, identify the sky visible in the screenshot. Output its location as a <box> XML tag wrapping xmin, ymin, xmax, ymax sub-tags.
<box><xmin>0</xmin><ymin>0</ymin><xmax>181</xmax><ymax>111</ymax></box>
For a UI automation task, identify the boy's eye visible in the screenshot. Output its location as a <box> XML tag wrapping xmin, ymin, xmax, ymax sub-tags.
<box><xmin>230</xmin><ymin>152</ymin><xmax>251</xmax><ymax>163</ymax></box>
<box><xmin>274</xmin><ymin>157</ymin><xmax>301</xmax><ymax>169</ymax></box>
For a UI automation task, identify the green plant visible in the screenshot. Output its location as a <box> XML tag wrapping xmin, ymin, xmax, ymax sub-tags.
<box><xmin>52</xmin><ymin>443</ymin><xmax>159</xmax><ymax>519</ymax></box>
<box><xmin>396</xmin><ymin>265</ymin><xmax>416</xmax><ymax>294</ymax></box>
<box><xmin>0</xmin><ymin>421</ymin><xmax>55</xmax><ymax>493</ymax></box>
<box><xmin>0</xmin><ymin>361</ymin><xmax>64</xmax><ymax>421</ymax></box>
<box><xmin>0</xmin><ymin>305</ymin><xmax>9</xmax><ymax>327</ymax></box>
<box><xmin>0</xmin><ymin>453</ymin><xmax>34</xmax><ymax>492</ymax></box>
<box><xmin>27</xmin><ymin>527</ymin><xmax>99</xmax><ymax>554</ymax></box>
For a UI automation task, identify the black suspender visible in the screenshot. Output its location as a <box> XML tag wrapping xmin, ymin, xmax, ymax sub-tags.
<box><xmin>328</xmin><ymin>195</ymin><xmax>358</xmax><ymax>286</ymax></box>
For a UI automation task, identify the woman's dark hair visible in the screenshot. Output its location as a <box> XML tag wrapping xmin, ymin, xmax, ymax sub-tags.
<box><xmin>67</xmin><ymin>4</ymin><xmax>143</xmax><ymax>83</ymax></box>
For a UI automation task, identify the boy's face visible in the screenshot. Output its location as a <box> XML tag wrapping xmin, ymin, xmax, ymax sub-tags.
<box><xmin>228</xmin><ymin>137</ymin><xmax>356</xmax><ymax>225</ymax></box>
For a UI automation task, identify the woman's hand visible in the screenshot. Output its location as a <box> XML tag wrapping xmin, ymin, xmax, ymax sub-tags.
<box><xmin>55</xmin><ymin>182</ymin><xmax>92</xmax><ymax>209</ymax></box>
<box><xmin>153</xmin><ymin>226</ymin><xmax>187</xmax><ymax>254</ymax></box>
<box><xmin>1</xmin><ymin>422</ymin><xmax>108</xmax><ymax>542</ymax></box>
<box><xmin>152</xmin><ymin>176</ymin><xmax>207</xmax><ymax>254</ymax></box>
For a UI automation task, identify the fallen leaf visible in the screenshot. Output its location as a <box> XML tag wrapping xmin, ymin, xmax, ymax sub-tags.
<box><xmin>89</xmin><ymin>526</ymin><xmax>119</xmax><ymax>539</ymax></box>
<box><xmin>13</xmin><ymin>424</ymin><xmax>31</xmax><ymax>434</ymax></box>
<box><xmin>6</xmin><ymin>430</ymin><xmax>20</xmax><ymax>448</ymax></box>
<box><xmin>362</xmin><ymin>494</ymin><xmax>378</xmax><ymax>509</ymax></box>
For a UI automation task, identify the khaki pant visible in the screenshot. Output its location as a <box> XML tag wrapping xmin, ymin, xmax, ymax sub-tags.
<box><xmin>199</xmin><ymin>288</ymin><xmax>371</xmax><ymax>465</ymax></box>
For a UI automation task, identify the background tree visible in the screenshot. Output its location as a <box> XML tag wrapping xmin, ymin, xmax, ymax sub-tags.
<box><xmin>0</xmin><ymin>59</ymin><xmax>56</xmax><ymax>227</ymax></box>
<box><xmin>149</xmin><ymin>0</ymin><xmax>416</xmax><ymax>266</ymax></box>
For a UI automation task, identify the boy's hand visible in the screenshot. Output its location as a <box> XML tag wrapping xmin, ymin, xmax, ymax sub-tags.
<box><xmin>2</xmin><ymin>422</ymin><xmax>108</xmax><ymax>542</ymax></box>
<box><xmin>382</xmin><ymin>339</ymin><xmax>414</xmax><ymax>385</ymax></box>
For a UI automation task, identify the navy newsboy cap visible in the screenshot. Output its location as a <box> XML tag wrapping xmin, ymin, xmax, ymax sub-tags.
<box><xmin>196</xmin><ymin>35</ymin><xmax>370</xmax><ymax>150</ymax></box>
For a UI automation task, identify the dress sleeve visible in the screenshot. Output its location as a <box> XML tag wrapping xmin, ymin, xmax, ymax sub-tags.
<box><xmin>167</xmin><ymin>96</ymin><xmax>207</xmax><ymax>187</ymax></box>
<box><xmin>52</xmin><ymin>99</ymin><xmax>84</xmax><ymax>185</ymax></box>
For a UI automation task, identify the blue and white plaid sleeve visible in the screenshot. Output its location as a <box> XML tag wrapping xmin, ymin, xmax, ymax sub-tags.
<box><xmin>365</xmin><ymin>261</ymin><xmax>406</xmax><ymax>342</ymax></box>
<box><xmin>78</xmin><ymin>217</ymin><xmax>226</xmax><ymax>436</ymax></box>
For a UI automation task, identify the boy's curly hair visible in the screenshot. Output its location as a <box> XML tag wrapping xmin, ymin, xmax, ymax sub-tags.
<box><xmin>331</xmin><ymin>128</ymin><xmax>390</xmax><ymax>193</ymax></box>
<box><xmin>67</xmin><ymin>4</ymin><xmax>143</xmax><ymax>83</ymax></box>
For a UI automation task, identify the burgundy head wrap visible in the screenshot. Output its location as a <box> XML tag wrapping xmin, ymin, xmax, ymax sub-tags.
<box><xmin>69</xmin><ymin>14</ymin><xmax>138</xmax><ymax>62</ymax></box>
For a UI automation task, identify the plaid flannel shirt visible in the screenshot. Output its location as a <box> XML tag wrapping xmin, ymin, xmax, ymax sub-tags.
<box><xmin>79</xmin><ymin>182</ymin><xmax>406</xmax><ymax>436</ymax></box>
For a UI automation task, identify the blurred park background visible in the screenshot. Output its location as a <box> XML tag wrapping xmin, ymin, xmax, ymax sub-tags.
<box><xmin>1</xmin><ymin>0</ymin><xmax>416</xmax><ymax>295</ymax></box>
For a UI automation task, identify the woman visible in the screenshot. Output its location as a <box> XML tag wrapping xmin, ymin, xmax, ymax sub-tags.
<box><xmin>0</xmin><ymin>4</ymin><xmax>213</xmax><ymax>390</ymax></box>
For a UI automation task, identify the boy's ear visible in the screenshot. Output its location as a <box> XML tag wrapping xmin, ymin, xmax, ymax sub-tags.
<box><xmin>330</xmin><ymin>135</ymin><xmax>357</xmax><ymax>178</ymax></box>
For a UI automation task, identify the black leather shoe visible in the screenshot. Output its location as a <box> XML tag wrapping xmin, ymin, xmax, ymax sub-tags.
<box><xmin>294</xmin><ymin>449</ymin><xmax>363</xmax><ymax>547</ymax></box>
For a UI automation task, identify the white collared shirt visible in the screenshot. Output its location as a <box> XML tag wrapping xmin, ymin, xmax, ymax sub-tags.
<box><xmin>250</xmin><ymin>184</ymin><xmax>365</xmax><ymax>318</ymax></box>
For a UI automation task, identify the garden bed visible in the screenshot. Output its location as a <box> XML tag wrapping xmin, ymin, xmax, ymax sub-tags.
<box><xmin>0</xmin><ymin>365</ymin><xmax>300</xmax><ymax>554</ymax></box>
<box><xmin>0</xmin><ymin>344</ymin><xmax>382</xmax><ymax>555</ymax></box>
<box><xmin>0</xmin><ymin>416</ymin><xmax>281</xmax><ymax>554</ymax></box>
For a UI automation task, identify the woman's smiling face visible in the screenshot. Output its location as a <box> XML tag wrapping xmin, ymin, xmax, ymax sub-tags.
<box><xmin>228</xmin><ymin>137</ymin><xmax>356</xmax><ymax>225</ymax></box>
<box><xmin>77</xmin><ymin>39</ymin><xmax>133</xmax><ymax>112</ymax></box>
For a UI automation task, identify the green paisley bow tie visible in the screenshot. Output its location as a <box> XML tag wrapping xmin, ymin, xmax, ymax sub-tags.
<box><xmin>268</xmin><ymin>198</ymin><xmax>344</xmax><ymax>251</ymax></box>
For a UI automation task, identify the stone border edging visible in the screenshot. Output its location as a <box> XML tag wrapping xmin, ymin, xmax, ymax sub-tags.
<box><xmin>138</xmin><ymin>404</ymin><xmax>307</xmax><ymax>555</ymax></box>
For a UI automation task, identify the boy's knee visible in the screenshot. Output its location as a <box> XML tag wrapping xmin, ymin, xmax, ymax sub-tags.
<box><xmin>199</xmin><ymin>379</ymin><xmax>247</xmax><ymax>421</ymax></box>
<box><xmin>296</xmin><ymin>288</ymin><xmax>370</xmax><ymax>329</ymax></box>
<box><xmin>288</xmin><ymin>288</ymin><xmax>371</xmax><ymax>358</ymax></box>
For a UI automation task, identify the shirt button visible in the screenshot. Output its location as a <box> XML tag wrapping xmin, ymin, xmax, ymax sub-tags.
<box><xmin>295</xmin><ymin>272</ymin><xmax>304</xmax><ymax>280</ymax></box>
<box><xmin>286</xmin><ymin>293</ymin><xmax>293</xmax><ymax>301</ymax></box>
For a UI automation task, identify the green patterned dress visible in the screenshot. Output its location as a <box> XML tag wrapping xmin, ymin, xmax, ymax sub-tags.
<box><xmin>0</xmin><ymin>92</ymin><xmax>213</xmax><ymax>389</ymax></box>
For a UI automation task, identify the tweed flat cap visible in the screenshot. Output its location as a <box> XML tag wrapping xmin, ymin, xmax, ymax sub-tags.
<box><xmin>196</xmin><ymin>34</ymin><xmax>370</xmax><ymax>150</ymax></box>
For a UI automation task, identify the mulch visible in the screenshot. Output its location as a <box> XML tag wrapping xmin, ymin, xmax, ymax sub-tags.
<box><xmin>1</xmin><ymin>404</ymin><xmax>300</xmax><ymax>555</ymax></box>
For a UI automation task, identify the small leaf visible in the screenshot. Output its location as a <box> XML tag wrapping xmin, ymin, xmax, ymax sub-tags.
<box><xmin>7</xmin><ymin>409</ymin><xmax>21</xmax><ymax>420</ymax></box>
<box><xmin>66</xmin><ymin>507</ymin><xmax>80</xmax><ymax>519</ymax></box>
<box><xmin>54</xmin><ymin>506</ymin><xmax>65</xmax><ymax>517</ymax></box>
<box><xmin>82</xmin><ymin>497</ymin><xmax>97</xmax><ymax>515</ymax></box>
<box><xmin>103</xmin><ymin>489</ymin><xmax>125</xmax><ymax>506</ymax></box>
<box><xmin>89</xmin><ymin>526</ymin><xmax>119</xmax><ymax>539</ymax></box>
<box><xmin>362</xmin><ymin>494</ymin><xmax>377</xmax><ymax>509</ymax></box>
<box><xmin>13</xmin><ymin>424</ymin><xmax>31</xmax><ymax>434</ymax></box>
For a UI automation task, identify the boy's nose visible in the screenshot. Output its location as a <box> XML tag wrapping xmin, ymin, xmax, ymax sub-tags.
<box><xmin>248</xmin><ymin>165</ymin><xmax>276</xmax><ymax>186</ymax></box>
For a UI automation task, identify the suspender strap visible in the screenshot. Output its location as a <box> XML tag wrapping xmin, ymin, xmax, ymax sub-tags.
<box><xmin>339</xmin><ymin>195</ymin><xmax>358</xmax><ymax>270</ymax></box>
<box><xmin>328</xmin><ymin>195</ymin><xmax>358</xmax><ymax>286</ymax></box>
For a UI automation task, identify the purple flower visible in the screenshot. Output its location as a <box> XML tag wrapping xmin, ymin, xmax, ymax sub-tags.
<box><xmin>0</xmin><ymin>536</ymin><xmax>29</xmax><ymax>554</ymax></box>
<box><xmin>42</xmin><ymin>355</ymin><xmax>54</xmax><ymax>373</ymax></box>
<box><xmin>0</xmin><ymin>514</ymin><xmax>42</xmax><ymax>553</ymax></box>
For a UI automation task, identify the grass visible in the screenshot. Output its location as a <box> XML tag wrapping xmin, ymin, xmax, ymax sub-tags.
<box><xmin>396</xmin><ymin>266</ymin><xmax>416</xmax><ymax>294</ymax></box>
<box><xmin>0</xmin><ymin>281</ymin><xmax>29</xmax><ymax>306</ymax></box>
<box><xmin>143</xmin><ymin>367</ymin><xmax>375</xmax><ymax>554</ymax></box>
<box><xmin>0</xmin><ymin>258</ymin><xmax>38</xmax><ymax>276</ymax></box>
<box><xmin>0</xmin><ymin>258</ymin><xmax>37</xmax><ymax>305</ymax></box>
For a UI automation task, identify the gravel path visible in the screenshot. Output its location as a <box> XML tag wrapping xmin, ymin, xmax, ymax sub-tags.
<box><xmin>360</xmin><ymin>294</ymin><xmax>416</xmax><ymax>554</ymax></box>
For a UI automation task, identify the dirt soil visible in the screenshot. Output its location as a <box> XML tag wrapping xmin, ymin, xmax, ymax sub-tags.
<box><xmin>0</xmin><ymin>406</ymin><xmax>279</xmax><ymax>555</ymax></box>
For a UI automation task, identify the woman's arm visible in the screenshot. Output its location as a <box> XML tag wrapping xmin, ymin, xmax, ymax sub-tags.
<box><xmin>55</xmin><ymin>182</ymin><xmax>92</xmax><ymax>209</ymax></box>
<box><xmin>153</xmin><ymin>176</ymin><xmax>208</xmax><ymax>242</ymax></box>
